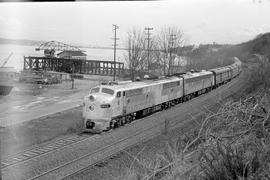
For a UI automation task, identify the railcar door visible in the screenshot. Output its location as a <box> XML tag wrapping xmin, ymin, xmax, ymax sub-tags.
<box><xmin>122</xmin><ymin>91</ymin><xmax>127</xmax><ymax>115</ymax></box>
<box><xmin>115</xmin><ymin>91</ymin><xmax>124</xmax><ymax>117</ymax></box>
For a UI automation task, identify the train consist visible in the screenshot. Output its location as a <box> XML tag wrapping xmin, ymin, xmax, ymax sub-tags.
<box><xmin>83</xmin><ymin>58</ymin><xmax>242</xmax><ymax>132</ymax></box>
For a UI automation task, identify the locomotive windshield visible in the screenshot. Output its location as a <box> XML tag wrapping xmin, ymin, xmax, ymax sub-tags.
<box><xmin>90</xmin><ymin>87</ymin><xmax>100</xmax><ymax>93</ymax></box>
<box><xmin>101</xmin><ymin>88</ymin><xmax>114</xmax><ymax>95</ymax></box>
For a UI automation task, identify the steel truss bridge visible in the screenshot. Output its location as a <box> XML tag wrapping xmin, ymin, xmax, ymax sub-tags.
<box><xmin>23</xmin><ymin>56</ymin><xmax>124</xmax><ymax>76</ymax></box>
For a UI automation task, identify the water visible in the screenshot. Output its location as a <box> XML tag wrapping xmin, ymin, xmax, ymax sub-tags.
<box><xmin>0</xmin><ymin>44</ymin><xmax>127</xmax><ymax>71</ymax></box>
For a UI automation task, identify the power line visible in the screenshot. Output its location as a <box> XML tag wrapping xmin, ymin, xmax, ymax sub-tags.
<box><xmin>145</xmin><ymin>27</ymin><xmax>153</xmax><ymax>71</ymax></box>
<box><xmin>84</xmin><ymin>46</ymin><xmax>165</xmax><ymax>52</ymax></box>
<box><xmin>112</xmin><ymin>24</ymin><xmax>119</xmax><ymax>81</ymax></box>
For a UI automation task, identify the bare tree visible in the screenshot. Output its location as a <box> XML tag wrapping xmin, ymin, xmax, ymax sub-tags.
<box><xmin>150</xmin><ymin>39</ymin><xmax>166</xmax><ymax>76</ymax></box>
<box><xmin>124</xmin><ymin>26</ymin><xmax>186</xmax><ymax>79</ymax></box>
<box><xmin>124</xmin><ymin>28</ymin><xmax>147</xmax><ymax>80</ymax></box>
<box><xmin>156</xmin><ymin>26</ymin><xmax>185</xmax><ymax>75</ymax></box>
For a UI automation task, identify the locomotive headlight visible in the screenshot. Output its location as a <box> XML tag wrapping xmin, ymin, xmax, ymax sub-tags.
<box><xmin>89</xmin><ymin>105</ymin><xmax>94</xmax><ymax>111</ymax></box>
<box><xmin>86</xmin><ymin>120</ymin><xmax>91</xmax><ymax>127</ymax></box>
<box><xmin>89</xmin><ymin>95</ymin><xmax>95</xmax><ymax>102</ymax></box>
<box><xmin>86</xmin><ymin>120</ymin><xmax>95</xmax><ymax>128</ymax></box>
<box><xmin>100</xmin><ymin>104</ymin><xmax>111</xmax><ymax>108</ymax></box>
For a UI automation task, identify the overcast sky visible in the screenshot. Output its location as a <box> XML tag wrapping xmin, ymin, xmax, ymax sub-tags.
<box><xmin>0</xmin><ymin>0</ymin><xmax>270</xmax><ymax>47</ymax></box>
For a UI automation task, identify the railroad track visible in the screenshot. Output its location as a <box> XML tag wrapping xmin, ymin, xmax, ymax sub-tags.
<box><xmin>2</xmin><ymin>69</ymin><xmax>249</xmax><ymax>180</ymax></box>
<box><xmin>1</xmin><ymin>133</ymin><xmax>90</xmax><ymax>169</ymax></box>
<box><xmin>2</xmin><ymin>117</ymin><xmax>167</xmax><ymax>180</ymax></box>
<box><xmin>28</xmin><ymin>121</ymin><xmax>165</xmax><ymax>180</ymax></box>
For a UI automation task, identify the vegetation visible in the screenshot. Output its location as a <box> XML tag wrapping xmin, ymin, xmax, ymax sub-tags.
<box><xmin>123</xmin><ymin>26</ymin><xmax>186</xmax><ymax>79</ymax></box>
<box><xmin>179</xmin><ymin>44</ymin><xmax>234</xmax><ymax>71</ymax></box>
<box><xmin>124</xmin><ymin>30</ymin><xmax>270</xmax><ymax>80</ymax></box>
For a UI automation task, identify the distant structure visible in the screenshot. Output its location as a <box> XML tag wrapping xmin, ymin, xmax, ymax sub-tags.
<box><xmin>171</xmin><ymin>56</ymin><xmax>188</xmax><ymax>74</ymax></box>
<box><xmin>23</xmin><ymin>40</ymin><xmax>124</xmax><ymax>77</ymax></box>
<box><xmin>57</xmin><ymin>50</ymin><xmax>87</xmax><ymax>60</ymax></box>
<box><xmin>35</xmin><ymin>40</ymin><xmax>85</xmax><ymax>58</ymax></box>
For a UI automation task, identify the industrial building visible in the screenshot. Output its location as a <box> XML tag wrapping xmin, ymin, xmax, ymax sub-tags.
<box><xmin>57</xmin><ymin>50</ymin><xmax>87</xmax><ymax>60</ymax></box>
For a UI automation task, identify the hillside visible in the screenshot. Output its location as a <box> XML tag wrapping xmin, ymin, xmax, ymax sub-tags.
<box><xmin>237</xmin><ymin>32</ymin><xmax>270</xmax><ymax>59</ymax></box>
<box><xmin>178</xmin><ymin>32</ymin><xmax>270</xmax><ymax>70</ymax></box>
<box><xmin>176</xmin><ymin>43</ymin><xmax>234</xmax><ymax>70</ymax></box>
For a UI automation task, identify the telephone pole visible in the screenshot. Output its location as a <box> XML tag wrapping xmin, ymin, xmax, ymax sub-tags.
<box><xmin>145</xmin><ymin>27</ymin><xmax>153</xmax><ymax>71</ymax></box>
<box><xmin>168</xmin><ymin>34</ymin><xmax>176</xmax><ymax>76</ymax></box>
<box><xmin>112</xmin><ymin>24</ymin><xmax>119</xmax><ymax>81</ymax></box>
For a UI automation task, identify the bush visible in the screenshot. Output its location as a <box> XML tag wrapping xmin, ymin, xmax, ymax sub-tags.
<box><xmin>248</xmin><ymin>55</ymin><xmax>270</xmax><ymax>92</ymax></box>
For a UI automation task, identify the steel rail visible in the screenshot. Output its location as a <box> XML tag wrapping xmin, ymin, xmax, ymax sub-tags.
<box><xmin>2</xmin><ymin>134</ymin><xmax>91</xmax><ymax>170</ymax></box>
<box><xmin>27</xmin><ymin>117</ymin><xmax>167</xmax><ymax>180</ymax></box>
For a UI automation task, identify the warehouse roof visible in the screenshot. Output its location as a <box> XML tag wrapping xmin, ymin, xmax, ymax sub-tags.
<box><xmin>57</xmin><ymin>50</ymin><xmax>87</xmax><ymax>56</ymax></box>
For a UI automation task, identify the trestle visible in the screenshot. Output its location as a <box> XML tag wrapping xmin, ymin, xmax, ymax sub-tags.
<box><xmin>23</xmin><ymin>56</ymin><xmax>124</xmax><ymax>76</ymax></box>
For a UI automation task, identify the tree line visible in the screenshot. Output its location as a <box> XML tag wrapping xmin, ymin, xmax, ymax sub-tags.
<box><xmin>123</xmin><ymin>26</ymin><xmax>186</xmax><ymax>80</ymax></box>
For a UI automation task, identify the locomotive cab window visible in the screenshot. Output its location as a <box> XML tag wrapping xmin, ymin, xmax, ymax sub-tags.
<box><xmin>90</xmin><ymin>87</ymin><xmax>100</xmax><ymax>93</ymax></box>
<box><xmin>101</xmin><ymin>88</ymin><xmax>114</xmax><ymax>95</ymax></box>
<box><xmin>116</xmin><ymin>91</ymin><xmax>121</xmax><ymax>98</ymax></box>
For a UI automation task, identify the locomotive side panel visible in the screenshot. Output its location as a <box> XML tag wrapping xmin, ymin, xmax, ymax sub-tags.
<box><xmin>112</xmin><ymin>91</ymin><xmax>125</xmax><ymax>118</ymax></box>
<box><xmin>184</xmin><ymin>73</ymin><xmax>213</xmax><ymax>95</ymax></box>
<box><xmin>150</xmin><ymin>83</ymin><xmax>163</xmax><ymax>105</ymax></box>
<box><xmin>161</xmin><ymin>79</ymin><xmax>183</xmax><ymax>103</ymax></box>
<box><xmin>124</xmin><ymin>86</ymin><xmax>154</xmax><ymax>114</ymax></box>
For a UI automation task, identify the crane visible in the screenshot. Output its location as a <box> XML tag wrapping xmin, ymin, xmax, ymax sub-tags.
<box><xmin>35</xmin><ymin>40</ymin><xmax>85</xmax><ymax>57</ymax></box>
<box><xmin>1</xmin><ymin>52</ymin><xmax>13</xmax><ymax>67</ymax></box>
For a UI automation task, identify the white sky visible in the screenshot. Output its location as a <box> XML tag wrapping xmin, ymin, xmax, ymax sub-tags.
<box><xmin>0</xmin><ymin>0</ymin><xmax>270</xmax><ymax>47</ymax></box>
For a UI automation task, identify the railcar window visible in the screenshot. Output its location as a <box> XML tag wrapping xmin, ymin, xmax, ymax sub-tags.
<box><xmin>185</xmin><ymin>74</ymin><xmax>211</xmax><ymax>83</ymax></box>
<box><xmin>126</xmin><ymin>88</ymin><xmax>143</xmax><ymax>97</ymax></box>
<box><xmin>90</xmin><ymin>87</ymin><xmax>100</xmax><ymax>93</ymax></box>
<box><xmin>163</xmin><ymin>81</ymin><xmax>180</xmax><ymax>89</ymax></box>
<box><xmin>102</xmin><ymin>88</ymin><xmax>115</xmax><ymax>95</ymax></box>
<box><xmin>116</xmin><ymin>91</ymin><xmax>121</xmax><ymax>98</ymax></box>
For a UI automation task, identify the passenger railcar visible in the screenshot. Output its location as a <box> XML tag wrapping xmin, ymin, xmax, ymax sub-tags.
<box><xmin>210</xmin><ymin>67</ymin><xmax>231</xmax><ymax>88</ymax></box>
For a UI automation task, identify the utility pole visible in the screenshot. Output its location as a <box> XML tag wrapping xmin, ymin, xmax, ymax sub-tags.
<box><xmin>168</xmin><ymin>34</ymin><xmax>176</xmax><ymax>76</ymax></box>
<box><xmin>112</xmin><ymin>24</ymin><xmax>119</xmax><ymax>81</ymax></box>
<box><xmin>145</xmin><ymin>27</ymin><xmax>153</xmax><ymax>71</ymax></box>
